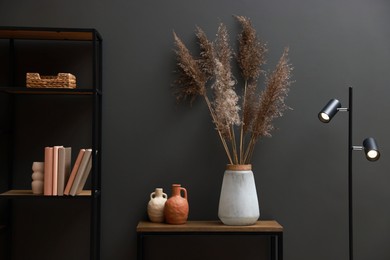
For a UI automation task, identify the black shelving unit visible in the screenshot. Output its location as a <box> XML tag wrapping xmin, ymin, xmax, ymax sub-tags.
<box><xmin>0</xmin><ymin>27</ymin><xmax>102</xmax><ymax>260</ymax></box>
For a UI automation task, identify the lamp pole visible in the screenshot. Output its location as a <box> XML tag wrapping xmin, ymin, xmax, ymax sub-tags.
<box><xmin>348</xmin><ymin>86</ymin><xmax>353</xmax><ymax>260</ymax></box>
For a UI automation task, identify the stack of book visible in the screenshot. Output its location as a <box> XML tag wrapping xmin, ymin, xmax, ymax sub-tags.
<box><xmin>44</xmin><ymin>147</ymin><xmax>92</xmax><ymax>196</ymax></box>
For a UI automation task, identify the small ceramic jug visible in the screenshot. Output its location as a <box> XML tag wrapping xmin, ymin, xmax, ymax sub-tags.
<box><xmin>164</xmin><ymin>184</ymin><xmax>189</xmax><ymax>224</ymax></box>
<box><xmin>31</xmin><ymin>162</ymin><xmax>44</xmax><ymax>194</ymax></box>
<box><xmin>147</xmin><ymin>188</ymin><xmax>167</xmax><ymax>223</ymax></box>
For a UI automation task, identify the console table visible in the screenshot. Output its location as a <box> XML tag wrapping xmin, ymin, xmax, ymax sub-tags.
<box><xmin>136</xmin><ymin>220</ymin><xmax>283</xmax><ymax>260</ymax></box>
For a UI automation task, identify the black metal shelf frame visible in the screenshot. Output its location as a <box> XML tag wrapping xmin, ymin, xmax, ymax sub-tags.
<box><xmin>0</xmin><ymin>26</ymin><xmax>102</xmax><ymax>260</ymax></box>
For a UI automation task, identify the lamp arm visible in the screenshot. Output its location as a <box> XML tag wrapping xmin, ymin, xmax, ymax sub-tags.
<box><xmin>337</xmin><ymin>107</ymin><xmax>349</xmax><ymax>112</ymax></box>
<box><xmin>352</xmin><ymin>146</ymin><xmax>363</xmax><ymax>151</ymax></box>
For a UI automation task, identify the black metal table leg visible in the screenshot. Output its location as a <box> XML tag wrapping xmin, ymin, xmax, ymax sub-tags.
<box><xmin>278</xmin><ymin>233</ymin><xmax>283</xmax><ymax>260</ymax></box>
<box><xmin>270</xmin><ymin>235</ymin><xmax>276</xmax><ymax>260</ymax></box>
<box><xmin>137</xmin><ymin>233</ymin><xmax>143</xmax><ymax>260</ymax></box>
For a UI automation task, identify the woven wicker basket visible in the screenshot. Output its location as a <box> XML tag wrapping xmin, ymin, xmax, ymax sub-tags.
<box><xmin>26</xmin><ymin>73</ymin><xmax>76</xmax><ymax>89</ymax></box>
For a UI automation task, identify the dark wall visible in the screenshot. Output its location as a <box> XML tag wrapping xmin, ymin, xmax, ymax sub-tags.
<box><xmin>1</xmin><ymin>0</ymin><xmax>390</xmax><ymax>259</ymax></box>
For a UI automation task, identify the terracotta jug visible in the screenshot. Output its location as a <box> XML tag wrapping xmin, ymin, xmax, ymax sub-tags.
<box><xmin>147</xmin><ymin>188</ymin><xmax>167</xmax><ymax>223</ymax></box>
<box><xmin>164</xmin><ymin>184</ymin><xmax>189</xmax><ymax>224</ymax></box>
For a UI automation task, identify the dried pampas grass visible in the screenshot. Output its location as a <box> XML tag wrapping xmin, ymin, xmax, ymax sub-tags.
<box><xmin>173</xmin><ymin>31</ymin><xmax>206</xmax><ymax>103</ymax></box>
<box><xmin>173</xmin><ymin>16</ymin><xmax>293</xmax><ymax>165</ymax></box>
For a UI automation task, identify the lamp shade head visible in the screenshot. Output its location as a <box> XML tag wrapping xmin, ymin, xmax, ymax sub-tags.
<box><xmin>363</xmin><ymin>137</ymin><xmax>380</xmax><ymax>161</ymax></box>
<box><xmin>318</xmin><ymin>99</ymin><xmax>342</xmax><ymax>123</ymax></box>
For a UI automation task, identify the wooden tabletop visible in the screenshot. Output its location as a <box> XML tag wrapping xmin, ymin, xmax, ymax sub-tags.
<box><xmin>137</xmin><ymin>220</ymin><xmax>283</xmax><ymax>233</ymax></box>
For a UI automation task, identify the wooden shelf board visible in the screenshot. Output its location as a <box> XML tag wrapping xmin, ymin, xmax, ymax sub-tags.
<box><xmin>0</xmin><ymin>87</ymin><xmax>95</xmax><ymax>95</ymax></box>
<box><xmin>0</xmin><ymin>27</ymin><xmax>98</xmax><ymax>41</ymax></box>
<box><xmin>0</xmin><ymin>189</ymin><xmax>91</xmax><ymax>197</ymax></box>
<box><xmin>137</xmin><ymin>220</ymin><xmax>283</xmax><ymax>233</ymax></box>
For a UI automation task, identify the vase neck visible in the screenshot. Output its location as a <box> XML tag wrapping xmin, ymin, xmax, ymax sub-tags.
<box><xmin>154</xmin><ymin>188</ymin><xmax>163</xmax><ymax>197</ymax></box>
<box><xmin>171</xmin><ymin>184</ymin><xmax>181</xmax><ymax>196</ymax></box>
<box><xmin>226</xmin><ymin>164</ymin><xmax>252</xmax><ymax>171</ymax></box>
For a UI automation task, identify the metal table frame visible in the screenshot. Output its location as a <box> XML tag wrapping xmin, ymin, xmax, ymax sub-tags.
<box><xmin>137</xmin><ymin>220</ymin><xmax>283</xmax><ymax>260</ymax></box>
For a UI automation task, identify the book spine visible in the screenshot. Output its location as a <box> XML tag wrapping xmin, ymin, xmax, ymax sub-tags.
<box><xmin>64</xmin><ymin>149</ymin><xmax>85</xmax><ymax>195</ymax></box>
<box><xmin>75</xmin><ymin>154</ymin><xmax>93</xmax><ymax>194</ymax></box>
<box><xmin>63</xmin><ymin>148</ymin><xmax>72</xmax><ymax>191</ymax></box>
<box><xmin>69</xmin><ymin>149</ymin><xmax>92</xmax><ymax>196</ymax></box>
<box><xmin>44</xmin><ymin>147</ymin><xmax>53</xmax><ymax>196</ymax></box>
<box><xmin>57</xmin><ymin>147</ymin><xmax>71</xmax><ymax>196</ymax></box>
<box><xmin>52</xmin><ymin>146</ymin><xmax>62</xmax><ymax>196</ymax></box>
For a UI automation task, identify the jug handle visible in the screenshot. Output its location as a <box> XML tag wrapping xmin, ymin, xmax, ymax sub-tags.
<box><xmin>180</xmin><ymin>187</ymin><xmax>187</xmax><ymax>199</ymax></box>
<box><xmin>162</xmin><ymin>193</ymin><xmax>167</xmax><ymax>199</ymax></box>
<box><xmin>150</xmin><ymin>192</ymin><xmax>155</xmax><ymax>200</ymax></box>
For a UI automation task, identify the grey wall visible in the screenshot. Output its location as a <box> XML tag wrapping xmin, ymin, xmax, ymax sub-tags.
<box><xmin>1</xmin><ymin>0</ymin><xmax>390</xmax><ymax>259</ymax></box>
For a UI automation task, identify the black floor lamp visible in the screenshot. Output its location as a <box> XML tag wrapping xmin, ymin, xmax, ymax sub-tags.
<box><xmin>318</xmin><ymin>86</ymin><xmax>380</xmax><ymax>260</ymax></box>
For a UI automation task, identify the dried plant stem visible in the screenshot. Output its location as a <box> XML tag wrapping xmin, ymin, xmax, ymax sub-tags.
<box><xmin>243</xmin><ymin>135</ymin><xmax>256</xmax><ymax>164</ymax></box>
<box><xmin>230</xmin><ymin>125</ymin><xmax>239</xmax><ymax>164</ymax></box>
<box><xmin>204</xmin><ymin>95</ymin><xmax>234</xmax><ymax>164</ymax></box>
<box><xmin>239</xmin><ymin>127</ymin><xmax>244</xmax><ymax>164</ymax></box>
<box><xmin>239</xmin><ymin>80</ymin><xmax>248</xmax><ymax>164</ymax></box>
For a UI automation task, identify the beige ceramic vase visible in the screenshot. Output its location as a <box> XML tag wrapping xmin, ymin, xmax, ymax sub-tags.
<box><xmin>31</xmin><ymin>162</ymin><xmax>44</xmax><ymax>194</ymax></box>
<box><xmin>164</xmin><ymin>184</ymin><xmax>189</xmax><ymax>224</ymax></box>
<box><xmin>147</xmin><ymin>188</ymin><xmax>168</xmax><ymax>223</ymax></box>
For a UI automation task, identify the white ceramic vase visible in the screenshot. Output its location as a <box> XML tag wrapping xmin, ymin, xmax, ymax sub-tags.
<box><xmin>218</xmin><ymin>164</ymin><xmax>260</xmax><ymax>226</ymax></box>
<box><xmin>147</xmin><ymin>188</ymin><xmax>168</xmax><ymax>223</ymax></box>
<box><xmin>31</xmin><ymin>162</ymin><xmax>44</xmax><ymax>194</ymax></box>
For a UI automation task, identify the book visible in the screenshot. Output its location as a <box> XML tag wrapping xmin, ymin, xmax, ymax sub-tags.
<box><xmin>57</xmin><ymin>147</ymin><xmax>71</xmax><ymax>196</ymax></box>
<box><xmin>74</xmin><ymin>153</ymin><xmax>93</xmax><ymax>195</ymax></box>
<box><xmin>44</xmin><ymin>147</ymin><xmax>54</xmax><ymax>196</ymax></box>
<box><xmin>69</xmin><ymin>149</ymin><xmax>92</xmax><ymax>196</ymax></box>
<box><xmin>52</xmin><ymin>145</ymin><xmax>63</xmax><ymax>196</ymax></box>
<box><xmin>64</xmin><ymin>149</ymin><xmax>86</xmax><ymax>195</ymax></box>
